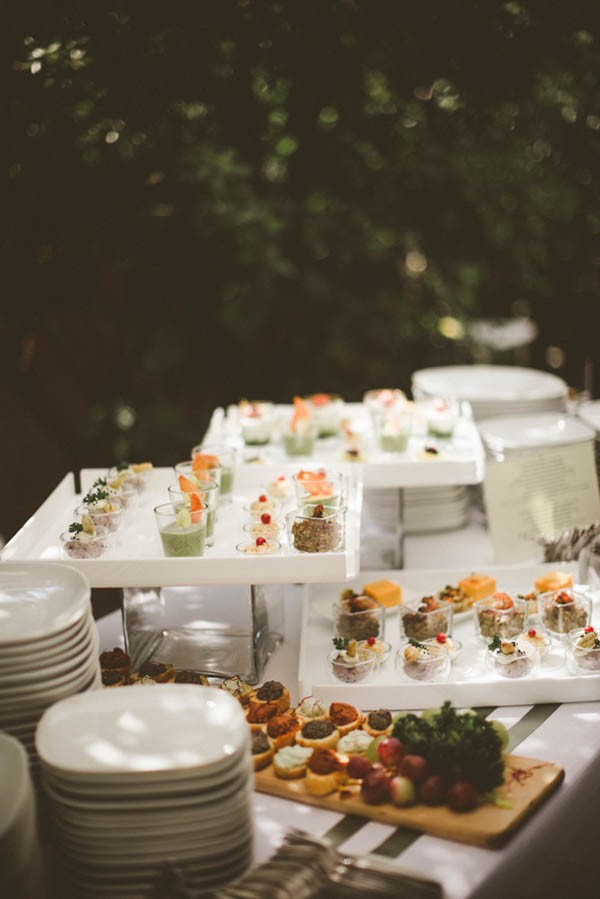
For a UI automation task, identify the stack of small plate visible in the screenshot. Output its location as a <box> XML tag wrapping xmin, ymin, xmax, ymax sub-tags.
<box><xmin>36</xmin><ymin>685</ymin><xmax>253</xmax><ymax>897</ymax></box>
<box><xmin>0</xmin><ymin>733</ymin><xmax>44</xmax><ymax>898</ymax></box>
<box><xmin>0</xmin><ymin>563</ymin><xmax>100</xmax><ymax>776</ymax></box>
<box><xmin>412</xmin><ymin>365</ymin><xmax>568</xmax><ymax>420</ymax></box>
<box><xmin>404</xmin><ymin>485</ymin><xmax>470</xmax><ymax>534</ymax></box>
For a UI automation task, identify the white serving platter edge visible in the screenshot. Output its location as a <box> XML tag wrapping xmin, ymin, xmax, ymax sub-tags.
<box><xmin>1</xmin><ymin>467</ymin><xmax>362</xmax><ymax>588</ymax></box>
<box><xmin>298</xmin><ymin>562</ymin><xmax>600</xmax><ymax>708</ymax></box>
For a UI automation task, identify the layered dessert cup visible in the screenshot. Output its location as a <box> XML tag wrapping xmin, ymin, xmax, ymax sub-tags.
<box><xmin>239</xmin><ymin>400</ymin><xmax>275</xmax><ymax>446</ymax></box>
<box><xmin>568</xmin><ymin>626</ymin><xmax>600</xmax><ymax>672</ymax></box>
<box><xmin>154</xmin><ymin>502</ymin><xmax>207</xmax><ymax>557</ymax></box>
<box><xmin>487</xmin><ymin>635</ymin><xmax>536</xmax><ymax>679</ymax></box>
<box><xmin>107</xmin><ymin>463</ymin><xmax>153</xmax><ymax>493</ymax></box>
<box><xmin>540</xmin><ymin>589</ymin><xmax>590</xmax><ymax>636</ymax></box>
<box><xmin>473</xmin><ymin>593</ymin><xmax>527</xmax><ymax>641</ymax></box>
<box><xmin>397</xmin><ymin>641</ymin><xmax>450</xmax><ymax>682</ymax></box>
<box><xmin>399</xmin><ymin>596</ymin><xmax>452</xmax><ymax>642</ymax></box>
<box><xmin>374</xmin><ymin>410</ymin><xmax>412</xmax><ymax>453</ymax></box>
<box><xmin>191</xmin><ymin>444</ymin><xmax>236</xmax><ymax>504</ymax></box>
<box><xmin>168</xmin><ymin>479</ymin><xmax>218</xmax><ymax>546</ymax></box>
<box><xmin>328</xmin><ymin>641</ymin><xmax>376</xmax><ymax>684</ymax></box>
<box><xmin>287</xmin><ymin>504</ymin><xmax>344</xmax><ymax>553</ymax></box>
<box><xmin>61</xmin><ymin>519</ymin><xmax>111</xmax><ymax>559</ymax></box>
<box><xmin>304</xmin><ymin>393</ymin><xmax>345</xmax><ymax>438</ymax></box>
<box><xmin>419</xmin><ymin>397</ymin><xmax>459</xmax><ymax>438</ymax></box>
<box><xmin>292</xmin><ymin>468</ymin><xmax>344</xmax><ymax>509</ymax></box>
<box><xmin>75</xmin><ymin>498</ymin><xmax>124</xmax><ymax>533</ymax></box>
<box><xmin>174</xmin><ymin>460</ymin><xmax>222</xmax><ymax>493</ymax></box>
<box><xmin>334</xmin><ymin>591</ymin><xmax>385</xmax><ymax>641</ymax></box>
<box><xmin>281</xmin><ymin>397</ymin><xmax>316</xmax><ymax>457</ymax></box>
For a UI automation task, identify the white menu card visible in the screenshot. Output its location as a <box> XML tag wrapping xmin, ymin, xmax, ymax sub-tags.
<box><xmin>483</xmin><ymin>441</ymin><xmax>600</xmax><ymax>563</ymax></box>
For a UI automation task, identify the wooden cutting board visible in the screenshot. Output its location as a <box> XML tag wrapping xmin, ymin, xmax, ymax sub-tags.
<box><xmin>254</xmin><ymin>753</ymin><xmax>564</xmax><ymax>848</ymax></box>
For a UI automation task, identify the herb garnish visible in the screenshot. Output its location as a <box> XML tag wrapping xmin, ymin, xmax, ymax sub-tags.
<box><xmin>68</xmin><ymin>522</ymin><xmax>83</xmax><ymax>534</ymax></box>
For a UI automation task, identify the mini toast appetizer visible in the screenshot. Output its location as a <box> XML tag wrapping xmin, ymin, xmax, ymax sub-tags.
<box><xmin>101</xmin><ymin>670</ymin><xmax>128</xmax><ymax>688</ymax></box>
<box><xmin>174</xmin><ymin>670</ymin><xmax>209</xmax><ymax>685</ymax></box>
<box><xmin>363</xmin><ymin>709</ymin><xmax>393</xmax><ymax>737</ymax></box>
<box><xmin>251</xmin><ymin>731</ymin><xmax>275</xmax><ymax>771</ymax></box>
<box><xmin>337</xmin><ymin>729</ymin><xmax>373</xmax><ymax>756</ymax></box>
<box><xmin>295</xmin><ymin>696</ymin><xmax>327</xmax><ymax>725</ymax></box>
<box><xmin>327</xmin><ymin>701</ymin><xmax>362</xmax><ymax>736</ymax></box>
<box><xmin>246</xmin><ymin>701</ymin><xmax>281</xmax><ymax>732</ymax></box>
<box><xmin>221</xmin><ymin>675</ymin><xmax>254</xmax><ymax>707</ymax></box>
<box><xmin>131</xmin><ymin>661</ymin><xmax>175</xmax><ymax>684</ymax></box>
<box><xmin>249</xmin><ymin>680</ymin><xmax>290</xmax><ymax>715</ymax></box>
<box><xmin>273</xmin><ymin>745</ymin><xmax>313</xmax><ymax>779</ymax></box>
<box><xmin>266</xmin><ymin>713</ymin><xmax>300</xmax><ymax>749</ymax></box>
<box><xmin>305</xmin><ymin>747</ymin><xmax>347</xmax><ymax>796</ymax></box>
<box><xmin>296</xmin><ymin>718</ymin><xmax>340</xmax><ymax>750</ymax></box>
<box><xmin>99</xmin><ymin>647</ymin><xmax>131</xmax><ymax>678</ymax></box>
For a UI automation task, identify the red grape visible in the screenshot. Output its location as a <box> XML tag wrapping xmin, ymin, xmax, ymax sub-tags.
<box><xmin>420</xmin><ymin>774</ymin><xmax>446</xmax><ymax>806</ymax></box>
<box><xmin>376</xmin><ymin>736</ymin><xmax>405</xmax><ymax>768</ymax></box>
<box><xmin>361</xmin><ymin>768</ymin><xmax>390</xmax><ymax>804</ymax></box>
<box><xmin>399</xmin><ymin>754</ymin><xmax>428</xmax><ymax>784</ymax></box>
<box><xmin>347</xmin><ymin>755</ymin><xmax>372</xmax><ymax>780</ymax></box>
<box><xmin>447</xmin><ymin>781</ymin><xmax>478</xmax><ymax>813</ymax></box>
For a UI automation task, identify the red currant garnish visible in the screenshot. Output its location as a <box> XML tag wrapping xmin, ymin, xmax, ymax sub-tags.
<box><xmin>367</xmin><ymin>636</ymin><xmax>376</xmax><ymax>646</ymax></box>
<box><xmin>260</xmin><ymin>513</ymin><xmax>271</xmax><ymax>524</ymax></box>
<box><xmin>258</xmin><ymin>494</ymin><xmax>267</xmax><ymax>503</ymax></box>
<box><xmin>528</xmin><ymin>629</ymin><xmax>537</xmax><ymax>638</ymax></box>
<box><xmin>277</xmin><ymin>475</ymin><xmax>285</xmax><ymax>481</ymax></box>
<box><xmin>436</xmin><ymin>633</ymin><xmax>447</xmax><ymax>644</ymax></box>
<box><xmin>256</xmin><ymin>537</ymin><xmax>267</xmax><ymax>546</ymax></box>
<box><xmin>585</xmin><ymin>625</ymin><xmax>594</xmax><ymax>633</ymax></box>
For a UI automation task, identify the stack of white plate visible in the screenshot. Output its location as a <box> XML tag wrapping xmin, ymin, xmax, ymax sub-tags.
<box><xmin>36</xmin><ymin>685</ymin><xmax>253</xmax><ymax>898</ymax></box>
<box><xmin>404</xmin><ymin>485</ymin><xmax>470</xmax><ymax>533</ymax></box>
<box><xmin>0</xmin><ymin>563</ymin><xmax>100</xmax><ymax>776</ymax></box>
<box><xmin>477</xmin><ymin>412</ymin><xmax>595</xmax><ymax>457</ymax></box>
<box><xmin>0</xmin><ymin>733</ymin><xmax>44</xmax><ymax>898</ymax></box>
<box><xmin>577</xmin><ymin>401</ymin><xmax>600</xmax><ymax>477</ymax></box>
<box><xmin>412</xmin><ymin>365</ymin><xmax>568</xmax><ymax>420</ymax></box>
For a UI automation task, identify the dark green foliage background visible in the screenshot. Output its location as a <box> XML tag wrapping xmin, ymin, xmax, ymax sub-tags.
<box><xmin>2</xmin><ymin>1</ymin><xmax>599</xmax><ymax>534</ymax></box>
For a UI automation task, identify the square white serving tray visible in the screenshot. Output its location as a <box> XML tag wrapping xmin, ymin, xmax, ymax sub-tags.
<box><xmin>204</xmin><ymin>402</ymin><xmax>485</xmax><ymax>488</ymax></box>
<box><xmin>298</xmin><ymin>562</ymin><xmax>600</xmax><ymax>708</ymax></box>
<box><xmin>1</xmin><ymin>466</ymin><xmax>362</xmax><ymax>588</ymax></box>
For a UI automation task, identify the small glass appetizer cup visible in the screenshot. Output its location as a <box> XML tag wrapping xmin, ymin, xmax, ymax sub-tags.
<box><xmin>419</xmin><ymin>397</ymin><xmax>459</xmax><ymax>439</ymax></box>
<box><xmin>357</xmin><ymin>638</ymin><xmax>392</xmax><ymax>664</ymax></box>
<box><xmin>328</xmin><ymin>648</ymin><xmax>377</xmax><ymax>684</ymax></box>
<box><xmin>486</xmin><ymin>640</ymin><xmax>536</xmax><ymax>679</ymax></box>
<box><xmin>374</xmin><ymin>411</ymin><xmax>412</xmax><ymax>453</ymax></box>
<box><xmin>168</xmin><ymin>482</ymin><xmax>218</xmax><ymax>547</ymax></box>
<box><xmin>473</xmin><ymin>594</ymin><xmax>528</xmax><ymax>642</ymax></box>
<box><xmin>399</xmin><ymin>598</ymin><xmax>453</xmax><ymax>642</ymax></box>
<box><xmin>244</xmin><ymin>495</ymin><xmax>281</xmax><ymax>519</ymax></box>
<box><xmin>292</xmin><ymin>468</ymin><xmax>344</xmax><ymax>509</ymax></box>
<box><xmin>191</xmin><ymin>444</ymin><xmax>236</xmax><ymax>504</ymax></box>
<box><xmin>240</xmin><ymin>402</ymin><xmax>275</xmax><ymax>446</ymax></box>
<box><xmin>305</xmin><ymin>394</ymin><xmax>345</xmax><ymax>438</ymax></box>
<box><xmin>281</xmin><ymin>419</ymin><xmax>317</xmax><ymax>457</ymax></box>
<box><xmin>174</xmin><ymin>460</ymin><xmax>223</xmax><ymax>493</ymax></box>
<box><xmin>266</xmin><ymin>475</ymin><xmax>294</xmax><ymax>500</ymax></box>
<box><xmin>154</xmin><ymin>502</ymin><xmax>207</xmax><ymax>558</ymax></box>
<box><xmin>396</xmin><ymin>642</ymin><xmax>450</xmax><ymax>682</ymax></box>
<box><xmin>243</xmin><ymin>518</ymin><xmax>282</xmax><ymax>539</ymax></box>
<box><xmin>516</xmin><ymin>627</ymin><xmax>552</xmax><ymax>659</ymax></box>
<box><xmin>107</xmin><ymin>464</ymin><xmax>153</xmax><ymax>494</ymax></box>
<box><xmin>423</xmin><ymin>634</ymin><xmax>462</xmax><ymax>663</ymax></box>
<box><xmin>60</xmin><ymin>525</ymin><xmax>111</xmax><ymax>560</ymax></box>
<box><xmin>567</xmin><ymin>626</ymin><xmax>600</xmax><ymax>673</ymax></box>
<box><xmin>334</xmin><ymin>594</ymin><xmax>385</xmax><ymax>641</ymax></box>
<box><xmin>287</xmin><ymin>505</ymin><xmax>345</xmax><ymax>553</ymax></box>
<box><xmin>539</xmin><ymin>589</ymin><xmax>591</xmax><ymax>636</ymax></box>
<box><xmin>74</xmin><ymin>502</ymin><xmax>124</xmax><ymax>533</ymax></box>
<box><xmin>235</xmin><ymin>538</ymin><xmax>281</xmax><ymax>555</ymax></box>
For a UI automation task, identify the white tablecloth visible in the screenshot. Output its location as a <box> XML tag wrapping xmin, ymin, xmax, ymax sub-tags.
<box><xmin>96</xmin><ymin>527</ymin><xmax>600</xmax><ymax>899</ymax></box>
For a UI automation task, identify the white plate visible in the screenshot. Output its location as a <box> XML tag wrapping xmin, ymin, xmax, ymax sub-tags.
<box><xmin>42</xmin><ymin>748</ymin><xmax>248</xmax><ymax>796</ymax></box>
<box><xmin>0</xmin><ymin>627</ymin><xmax>98</xmax><ymax>688</ymax></box>
<box><xmin>478</xmin><ymin>412</ymin><xmax>594</xmax><ymax>452</ymax></box>
<box><xmin>37</xmin><ymin>685</ymin><xmax>248</xmax><ymax>777</ymax></box>
<box><xmin>0</xmin><ymin>611</ymin><xmax>92</xmax><ymax>663</ymax></box>
<box><xmin>0</xmin><ymin>733</ymin><xmax>31</xmax><ymax>838</ymax></box>
<box><xmin>0</xmin><ymin>666</ymin><xmax>99</xmax><ymax>720</ymax></box>
<box><xmin>0</xmin><ymin>563</ymin><xmax>90</xmax><ymax>645</ymax></box>
<box><xmin>0</xmin><ymin>635</ymin><xmax>99</xmax><ymax>709</ymax></box>
<box><xmin>413</xmin><ymin>365</ymin><xmax>568</xmax><ymax>404</ymax></box>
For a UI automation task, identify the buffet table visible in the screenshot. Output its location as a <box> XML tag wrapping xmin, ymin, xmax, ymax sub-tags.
<box><xmin>95</xmin><ymin>522</ymin><xmax>600</xmax><ymax>899</ymax></box>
